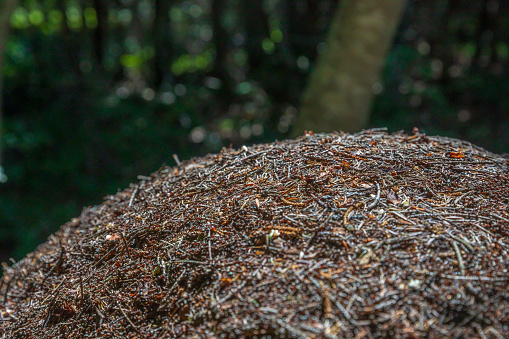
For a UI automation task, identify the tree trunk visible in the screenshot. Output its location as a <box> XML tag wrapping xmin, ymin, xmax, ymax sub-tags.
<box><xmin>291</xmin><ymin>0</ymin><xmax>405</xmax><ymax>136</ymax></box>
<box><xmin>243</xmin><ymin>0</ymin><xmax>269</xmax><ymax>70</ymax></box>
<box><xmin>0</xmin><ymin>0</ymin><xmax>17</xmax><ymax>181</ymax></box>
<box><xmin>153</xmin><ymin>0</ymin><xmax>172</xmax><ymax>89</ymax></box>
<box><xmin>211</xmin><ymin>0</ymin><xmax>234</xmax><ymax>115</ymax></box>
<box><xmin>211</xmin><ymin>0</ymin><xmax>230</xmax><ymax>85</ymax></box>
<box><xmin>93</xmin><ymin>0</ymin><xmax>107</xmax><ymax>70</ymax></box>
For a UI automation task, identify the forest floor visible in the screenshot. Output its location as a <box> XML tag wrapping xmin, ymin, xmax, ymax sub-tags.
<box><xmin>1</xmin><ymin>128</ymin><xmax>508</xmax><ymax>338</ymax></box>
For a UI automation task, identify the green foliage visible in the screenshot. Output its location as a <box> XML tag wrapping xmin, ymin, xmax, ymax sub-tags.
<box><xmin>371</xmin><ymin>2</ymin><xmax>509</xmax><ymax>154</ymax></box>
<box><xmin>1</xmin><ymin>0</ymin><xmax>508</xmax><ymax>264</ymax></box>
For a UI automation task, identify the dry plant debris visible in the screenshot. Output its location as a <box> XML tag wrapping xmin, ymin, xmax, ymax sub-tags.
<box><xmin>1</xmin><ymin>128</ymin><xmax>509</xmax><ymax>338</ymax></box>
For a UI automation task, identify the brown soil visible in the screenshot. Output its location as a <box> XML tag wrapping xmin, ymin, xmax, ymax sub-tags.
<box><xmin>1</xmin><ymin>129</ymin><xmax>508</xmax><ymax>338</ymax></box>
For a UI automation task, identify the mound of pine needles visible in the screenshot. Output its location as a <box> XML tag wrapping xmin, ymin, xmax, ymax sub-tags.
<box><xmin>1</xmin><ymin>128</ymin><xmax>508</xmax><ymax>338</ymax></box>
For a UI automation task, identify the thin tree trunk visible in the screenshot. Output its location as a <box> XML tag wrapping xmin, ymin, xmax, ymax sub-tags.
<box><xmin>274</xmin><ymin>0</ymin><xmax>296</xmax><ymax>68</ymax></box>
<box><xmin>153</xmin><ymin>0</ymin><xmax>172</xmax><ymax>89</ymax></box>
<box><xmin>292</xmin><ymin>0</ymin><xmax>405</xmax><ymax>136</ymax></box>
<box><xmin>0</xmin><ymin>0</ymin><xmax>18</xmax><ymax>180</ymax></box>
<box><xmin>93</xmin><ymin>0</ymin><xmax>107</xmax><ymax>70</ymax></box>
<box><xmin>211</xmin><ymin>0</ymin><xmax>230</xmax><ymax>85</ymax></box>
<box><xmin>211</xmin><ymin>0</ymin><xmax>233</xmax><ymax>115</ymax></box>
<box><xmin>243</xmin><ymin>0</ymin><xmax>269</xmax><ymax>69</ymax></box>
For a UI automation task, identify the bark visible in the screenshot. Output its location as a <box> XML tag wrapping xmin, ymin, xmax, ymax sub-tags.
<box><xmin>211</xmin><ymin>0</ymin><xmax>230</xmax><ymax>85</ymax></box>
<box><xmin>291</xmin><ymin>0</ymin><xmax>405</xmax><ymax>136</ymax></box>
<box><xmin>274</xmin><ymin>0</ymin><xmax>296</xmax><ymax>68</ymax></box>
<box><xmin>153</xmin><ymin>0</ymin><xmax>172</xmax><ymax>89</ymax></box>
<box><xmin>0</xmin><ymin>0</ymin><xmax>18</xmax><ymax>175</ymax></box>
<box><xmin>243</xmin><ymin>0</ymin><xmax>269</xmax><ymax>69</ymax></box>
<box><xmin>93</xmin><ymin>0</ymin><xmax>107</xmax><ymax>70</ymax></box>
<box><xmin>211</xmin><ymin>0</ymin><xmax>234</xmax><ymax>114</ymax></box>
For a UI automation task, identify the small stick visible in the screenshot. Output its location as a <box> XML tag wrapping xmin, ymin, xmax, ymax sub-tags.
<box><xmin>2</xmin><ymin>272</ymin><xmax>15</xmax><ymax>304</ymax></box>
<box><xmin>306</xmin><ymin>212</ymin><xmax>333</xmax><ymax>249</ymax></box>
<box><xmin>343</xmin><ymin>206</ymin><xmax>354</xmax><ymax>225</ymax></box>
<box><xmin>451</xmin><ymin>240</ymin><xmax>466</xmax><ymax>276</ymax></box>
<box><xmin>372</xmin><ymin>234</ymin><xmax>420</xmax><ymax>250</ymax></box>
<box><xmin>366</xmin><ymin>182</ymin><xmax>381</xmax><ymax>210</ymax></box>
<box><xmin>390</xmin><ymin>211</ymin><xmax>415</xmax><ymax>225</ymax></box>
<box><xmin>217</xmin><ymin>281</ymin><xmax>246</xmax><ymax>304</ymax></box>
<box><xmin>448</xmin><ymin>234</ymin><xmax>474</xmax><ymax>252</ymax></box>
<box><xmin>240</xmin><ymin>198</ymin><xmax>249</xmax><ymax>210</ymax></box>
<box><xmin>172</xmin><ymin>154</ymin><xmax>182</xmax><ymax>166</ymax></box>
<box><xmin>42</xmin><ymin>277</ymin><xmax>67</xmax><ymax>304</ymax></box>
<box><xmin>120</xmin><ymin>232</ymin><xmax>131</xmax><ymax>259</ymax></box>
<box><xmin>208</xmin><ymin>230</ymin><xmax>213</xmax><ymax>262</ymax></box>
<box><xmin>442</xmin><ymin>275</ymin><xmax>507</xmax><ymax>281</ymax></box>
<box><xmin>167</xmin><ymin>271</ymin><xmax>186</xmax><ymax>297</ymax></box>
<box><xmin>128</xmin><ymin>187</ymin><xmax>139</xmax><ymax>207</ymax></box>
<box><xmin>41</xmin><ymin>239</ymin><xmax>65</xmax><ymax>286</ymax></box>
<box><xmin>90</xmin><ymin>246</ymin><xmax>119</xmax><ymax>269</ymax></box>
<box><xmin>493</xmin><ymin>213</ymin><xmax>509</xmax><ymax>223</ymax></box>
<box><xmin>264</xmin><ymin>314</ymin><xmax>309</xmax><ymax>339</ymax></box>
<box><xmin>281</xmin><ymin>196</ymin><xmax>306</xmax><ymax>207</ymax></box>
<box><xmin>79</xmin><ymin>276</ymin><xmax>84</xmax><ymax>308</ymax></box>
<box><xmin>172</xmin><ymin>260</ymin><xmax>210</xmax><ymax>265</ymax></box>
<box><xmin>117</xmin><ymin>299</ymin><xmax>138</xmax><ymax>331</ymax></box>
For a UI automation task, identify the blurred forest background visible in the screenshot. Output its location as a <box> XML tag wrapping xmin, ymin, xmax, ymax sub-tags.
<box><xmin>0</xmin><ymin>0</ymin><xmax>508</xmax><ymax>264</ymax></box>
